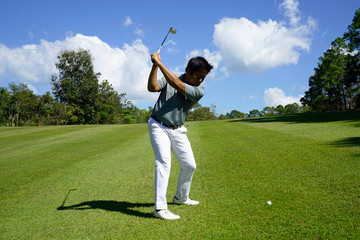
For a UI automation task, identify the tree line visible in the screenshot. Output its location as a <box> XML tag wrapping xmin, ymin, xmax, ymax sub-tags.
<box><xmin>0</xmin><ymin>82</ymin><xmax>153</xmax><ymax>127</ymax></box>
<box><xmin>0</xmin><ymin>50</ymin><xmax>151</xmax><ymax>126</ymax></box>
<box><xmin>219</xmin><ymin>103</ymin><xmax>309</xmax><ymax>120</ymax></box>
<box><xmin>300</xmin><ymin>9</ymin><xmax>360</xmax><ymax>111</ymax></box>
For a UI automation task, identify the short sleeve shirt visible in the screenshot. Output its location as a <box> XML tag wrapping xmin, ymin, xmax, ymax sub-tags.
<box><xmin>152</xmin><ymin>74</ymin><xmax>204</xmax><ymax>126</ymax></box>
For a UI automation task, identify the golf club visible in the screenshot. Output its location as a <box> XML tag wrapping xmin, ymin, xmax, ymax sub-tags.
<box><xmin>157</xmin><ymin>27</ymin><xmax>176</xmax><ymax>53</ymax></box>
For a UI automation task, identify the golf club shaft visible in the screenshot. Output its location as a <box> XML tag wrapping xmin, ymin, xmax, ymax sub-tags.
<box><xmin>157</xmin><ymin>30</ymin><xmax>171</xmax><ymax>53</ymax></box>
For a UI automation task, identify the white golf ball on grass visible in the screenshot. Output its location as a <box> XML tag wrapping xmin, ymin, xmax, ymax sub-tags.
<box><xmin>266</xmin><ymin>201</ymin><xmax>272</xmax><ymax>205</ymax></box>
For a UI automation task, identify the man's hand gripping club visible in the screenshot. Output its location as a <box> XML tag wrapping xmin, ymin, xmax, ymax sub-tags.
<box><xmin>148</xmin><ymin>52</ymin><xmax>186</xmax><ymax>96</ymax></box>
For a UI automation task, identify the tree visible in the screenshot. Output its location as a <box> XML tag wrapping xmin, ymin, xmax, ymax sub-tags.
<box><xmin>52</xmin><ymin>102</ymin><xmax>71</xmax><ymax>125</ymax></box>
<box><xmin>275</xmin><ymin>105</ymin><xmax>285</xmax><ymax>115</ymax></box>
<box><xmin>249</xmin><ymin>109</ymin><xmax>262</xmax><ymax>118</ymax></box>
<box><xmin>210</xmin><ymin>104</ymin><xmax>217</xmax><ymax>117</ymax></box>
<box><xmin>219</xmin><ymin>114</ymin><xmax>229</xmax><ymax>120</ymax></box>
<box><xmin>344</xmin><ymin>9</ymin><xmax>360</xmax><ymax>51</ymax></box>
<box><xmin>51</xmin><ymin>49</ymin><xmax>101</xmax><ymax>124</ymax></box>
<box><xmin>301</xmin><ymin>9</ymin><xmax>360</xmax><ymax>111</ymax></box>
<box><xmin>284</xmin><ymin>103</ymin><xmax>301</xmax><ymax>114</ymax></box>
<box><xmin>0</xmin><ymin>87</ymin><xmax>11</xmax><ymax>126</ymax></box>
<box><xmin>262</xmin><ymin>106</ymin><xmax>276</xmax><ymax>116</ymax></box>
<box><xmin>226</xmin><ymin>110</ymin><xmax>247</xmax><ymax>119</ymax></box>
<box><xmin>35</xmin><ymin>91</ymin><xmax>55</xmax><ymax>126</ymax></box>
<box><xmin>98</xmin><ymin>80</ymin><xmax>127</xmax><ymax>124</ymax></box>
<box><xmin>344</xmin><ymin>9</ymin><xmax>360</xmax><ymax>110</ymax></box>
<box><xmin>7</xmin><ymin>83</ymin><xmax>37</xmax><ymax>126</ymax></box>
<box><xmin>301</xmin><ymin>38</ymin><xmax>350</xmax><ymax>111</ymax></box>
<box><xmin>186</xmin><ymin>103</ymin><xmax>217</xmax><ymax>121</ymax></box>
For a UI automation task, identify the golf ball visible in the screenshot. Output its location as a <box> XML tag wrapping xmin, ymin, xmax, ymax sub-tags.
<box><xmin>267</xmin><ymin>201</ymin><xmax>272</xmax><ymax>205</ymax></box>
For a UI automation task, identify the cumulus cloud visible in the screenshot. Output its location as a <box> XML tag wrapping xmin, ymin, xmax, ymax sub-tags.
<box><xmin>186</xmin><ymin>49</ymin><xmax>224</xmax><ymax>79</ymax></box>
<box><xmin>280</xmin><ymin>0</ymin><xmax>301</xmax><ymax>26</ymax></box>
<box><xmin>213</xmin><ymin>0</ymin><xmax>316</xmax><ymax>73</ymax></box>
<box><xmin>264</xmin><ymin>87</ymin><xmax>303</xmax><ymax>106</ymax></box>
<box><xmin>0</xmin><ymin>34</ymin><xmax>155</xmax><ymax>103</ymax></box>
<box><xmin>0</xmin><ymin>42</ymin><xmax>58</xmax><ymax>82</ymax></box>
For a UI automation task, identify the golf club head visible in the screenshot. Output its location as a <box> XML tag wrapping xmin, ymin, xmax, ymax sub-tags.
<box><xmin>170</xmin><ymin>27</ymin><xmax>176</xmax><ymax>34</ymax></box>
<box><xmin>157</xmin><ymin>27</ymin><xmax>176</xmax><ymax>53</ymax></box>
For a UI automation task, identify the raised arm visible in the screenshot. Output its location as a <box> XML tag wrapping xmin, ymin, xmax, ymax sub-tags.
<box><xmin>150</xmin><ymin>52</ymin><xmax>186</xmax><ymax>96</ymax></box>
<box><xmin>148</xmin><ymin>64</ymin><xmax>161</xmax><ymax>92</ymax></box>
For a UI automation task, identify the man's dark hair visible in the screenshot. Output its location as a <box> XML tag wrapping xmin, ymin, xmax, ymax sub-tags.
<box><xmin>185</xmin><ymin>56</ymin><xmax>213</xmax><ymax>74</ymax></box>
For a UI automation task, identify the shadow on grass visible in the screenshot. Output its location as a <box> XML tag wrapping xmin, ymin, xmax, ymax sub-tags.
<box><xmin>329</xmin><ymin>137</ymin><xmax>360</xmax><ymax>157</ymax></box>
<box><xmin>57</xmin><ymin>200</ymin><xmax>154</xmax><ymax>218</ymax></box>
<box><xmin>230</xmin><ymin>111</ymin><xmax>360</xmax><ymax>124</ymax></box>
<box><xmin>330</xmin><ymin>137</ymin><xmax>360</xmax><ymax>148</ymax></box>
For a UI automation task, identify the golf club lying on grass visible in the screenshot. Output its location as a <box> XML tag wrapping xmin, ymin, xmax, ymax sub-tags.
<box><xmin>157</xmin><ymin>27</ymin><xmax>176</xmax><ymax>53</ymax></box>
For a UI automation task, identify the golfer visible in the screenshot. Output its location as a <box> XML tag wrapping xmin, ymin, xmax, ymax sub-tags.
<box><xmin>148</xmin><ymin>52</ymin><xmax>213</xmax><ymax>220</ymax></box>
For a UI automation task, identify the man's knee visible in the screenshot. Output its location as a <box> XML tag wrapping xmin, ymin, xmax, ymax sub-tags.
<box><xmin>184</xmin><ymin>161</ymin><xmax>196</xmax><ymax>172</ymax></box>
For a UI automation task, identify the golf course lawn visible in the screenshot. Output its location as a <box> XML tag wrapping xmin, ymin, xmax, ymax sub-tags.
<box><xmin>1</xmin><ymin>111</ymin><xmax>359</xmax><ymax>239</ymax></box>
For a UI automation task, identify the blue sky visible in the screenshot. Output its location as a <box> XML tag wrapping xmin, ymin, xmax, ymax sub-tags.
<box><xmin>0</xmin><ymin>0</ymin><xmax>359</xmax><ymax>115</ymax></box>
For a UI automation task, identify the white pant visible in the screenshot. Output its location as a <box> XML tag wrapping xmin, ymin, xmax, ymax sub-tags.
<box><xmin>148</xmin><ymin>117</ymin><xmax>196</xmax><ymax>210</ymax></box>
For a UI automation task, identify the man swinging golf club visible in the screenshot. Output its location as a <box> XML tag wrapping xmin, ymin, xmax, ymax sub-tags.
<box><xmin>148</xmin><ymin>28</ymin><xmax>213</xmax><ymax>220</ymax></box>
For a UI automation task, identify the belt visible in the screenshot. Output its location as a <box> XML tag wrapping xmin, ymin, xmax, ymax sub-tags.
<box><xmin>151</xmin><ymin>115</ymin><xmax>183</xmax><ymax>130</ymax></box>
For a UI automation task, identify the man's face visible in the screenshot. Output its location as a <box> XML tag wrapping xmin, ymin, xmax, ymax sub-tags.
<box><xmin>186</xmin><ymin>69</ymin><xmax>209</xmax><ymax>86</ymax></box>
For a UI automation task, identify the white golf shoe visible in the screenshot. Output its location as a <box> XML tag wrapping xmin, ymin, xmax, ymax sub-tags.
<box><xmin>172</xmin><ymin>196</ymin><xmax>199</xmax><ymax>205</ymax></box>
<box><xmin>153</xmin><ymin>210</ymin><xmax>180</xmax><ymax>220</ymax></box>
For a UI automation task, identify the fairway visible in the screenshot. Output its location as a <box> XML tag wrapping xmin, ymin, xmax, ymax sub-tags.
<box><xmin>1</xmin><ymin>112</ymin><xmax>359</xmax><ymax>239</ymax></box>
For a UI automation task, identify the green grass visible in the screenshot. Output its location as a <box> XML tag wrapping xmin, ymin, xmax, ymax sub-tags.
<box><xmin>1</xmin><ymin>111</ymin><xmax>359</xmax><ymax>239</ymax></box>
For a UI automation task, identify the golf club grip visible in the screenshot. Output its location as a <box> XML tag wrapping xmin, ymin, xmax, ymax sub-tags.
<box><xmin>157</xmin><ymin>46</ymin><xmax>162</xmax><ymax>53</ymax></box>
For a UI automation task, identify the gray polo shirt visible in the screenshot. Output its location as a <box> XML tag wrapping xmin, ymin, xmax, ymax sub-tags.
<box><xmin>152</xmin><ymin>74</ymin><xmax>204</xmax><ymax>126</ymax></box>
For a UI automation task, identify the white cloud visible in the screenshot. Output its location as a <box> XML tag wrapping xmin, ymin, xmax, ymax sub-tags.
<box><xmin>164</xmin><ymin>40</ymin><xmax>179</xmax><ymax>54</ymax></box>
<box><xmin>123</xmin><ymin>16</ymin><xmax>132</xmax><ymax>26</ymax></box>
<box><xmin>248</xmin><ymin>94</ymin><xmax>257</xmax><ymax>100</ymax></box>
<box><xmin>185</xmin><ymin>49</ymin><xmax>223</xmax><ymax>79</ymax></box>
<box><xmin>0</xmin><ymin>42</ymin><xmax>58</xmax><ymax>83</ymax></box>
<box><xmin>242</xmin><ymin>94</ymin><xmax>258</xmax><ymax>101</ymax></box>
<box><xmin>134</xmin><ymin>27</ymin><xmax>144</xmax><ymax>36</ymax></box>
<box><xmin>123</xmin><ymin>17</ymin><xmax>146</xmax><ymax>38</ymax></box>
<box><xmin>264</xmin><ymin>87</ymin><xmax>303</xmax><ymax>106</ymax></box>
<box><xmin>280</xmin><ymin>0</ymin><xmax>301</xmax><ymax>26</ymax></box>
<box><xmin>212</xmin><ymin>0</ymin><xmax>316</xmax><ymax>73</ymax></box>
<box><xmin>0</xmin><ymin>34</ymin><xmax>155</xmax><ymax>103</ymax></box>
<box><xmin>26</xmin><ymin>82</ymin><xmax>38</xmax><ymax>94</ymax></box>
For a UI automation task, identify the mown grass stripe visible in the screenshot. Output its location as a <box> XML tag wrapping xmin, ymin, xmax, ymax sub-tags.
<box><xmin>0</xmin><ymin>113</ymin><xmax>359</xmax><ymax>239</ymax></box>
